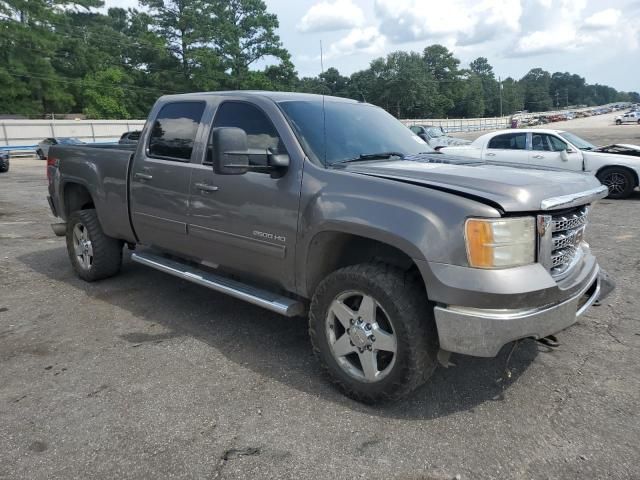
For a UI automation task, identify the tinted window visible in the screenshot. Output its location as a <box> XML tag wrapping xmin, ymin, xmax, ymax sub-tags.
<box><xmin>531</xmin><ymin>134</ymin><xmax>551</xmax><ymax>151</ymax></box>
<box><xmin>209</xmin><ymin>102</ymin><xmax>283</xmax><ymax>166</ymax></box>
<box><xmin>129</xmin><ymin>131</ymin><xmax>141</xmax><ymax>140</ymax></box>
<box><xmin>548</xmin><ymin>135</ymin><xmax>567</xmax><ymax>152</ymax></box>
<box><xmin>488</xmin><ymin>133</ymin><xmax>526</xmax><ymax>150</ymax></box>
<box><xmin>279</xmin><ymin>100</ymin><xmax>435</xmax><ymax>166</ymax></box>
<box><xmin>148</xmin><ymin>102</ymin><xmax>205</xmax><ymax>160</ymax></box>
<box><xmin>409</xmin><ymin>126</ymin><xmax>422</xmax><ymax>134</ymax></box>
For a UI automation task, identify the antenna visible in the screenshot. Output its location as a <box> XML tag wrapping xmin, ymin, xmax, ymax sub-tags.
<box><xmin>320</xmin><ymin>40</ymin><xmax>324</xmax><ymax>75</ymax></box>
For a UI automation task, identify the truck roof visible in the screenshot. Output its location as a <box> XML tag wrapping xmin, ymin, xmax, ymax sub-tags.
<box><xmin>157</xmin><ymin>90</ymin><xmax>362</xmax><ymax>105</ymax></box>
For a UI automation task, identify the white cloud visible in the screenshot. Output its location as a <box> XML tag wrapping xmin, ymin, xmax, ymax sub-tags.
<box><xmin>373</xmin><ymin>0</ymin><xmax>522</xmax><ymax>46</ymax></box>
<box><xmin>584</xmin><ymin>8</ymin><xmax>622</xmax><ymax>29</ymax></box>
<box><xmin>297</xmin><ymin>0</ymin><xmax>365</xmax><ymax>33</ymax></box>
<box><xmin>325</xmin><ymin>27</ymin><xmax>386</xmax><ymax>59</ymax></box>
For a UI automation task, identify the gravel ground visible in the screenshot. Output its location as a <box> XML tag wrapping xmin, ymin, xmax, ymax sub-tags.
<box><xmin>1</xmin><ymin>116</ymin><xmax>639</xmax><ymax>479</ymax></box>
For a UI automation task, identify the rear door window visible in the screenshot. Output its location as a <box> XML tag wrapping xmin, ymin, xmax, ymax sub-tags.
<box><xmin>148</xmin><ymin>102</ymin><xmax>206</xmax><ymax>161</ymax></box>
<box><xmin>487</xmin><ymin>133</ymin><xmax>527</xmax><ymax>150</ymax></box>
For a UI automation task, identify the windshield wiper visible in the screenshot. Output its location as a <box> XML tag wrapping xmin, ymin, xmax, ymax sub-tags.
<box><xmin>331</xmin><ymin>152</ymin><xmax>405</xmax><ymax>166</ymax></box>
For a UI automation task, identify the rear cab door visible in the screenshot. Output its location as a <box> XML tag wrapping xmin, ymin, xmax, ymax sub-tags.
<box><xmin>482</xmin><ymin>132</ymin><xmax>529</xmax><ymax>165</ymax></box>
<box><xmin>129</xmin><ymin>100</ymin><xmax>207</xmax><ymax>254</ymax></box>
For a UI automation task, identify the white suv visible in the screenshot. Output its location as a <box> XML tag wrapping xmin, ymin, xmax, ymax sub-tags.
<box><xmin>615</xmin><ymin>112</ymin><xmax>640</xmax><ymax>125</ymax></box>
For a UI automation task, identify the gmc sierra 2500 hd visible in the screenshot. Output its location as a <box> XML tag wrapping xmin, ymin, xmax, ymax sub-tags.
<box><xmin>47</xmin><ymin>92</ymin><xmax>614</xmax><ymax>403</ymax></box>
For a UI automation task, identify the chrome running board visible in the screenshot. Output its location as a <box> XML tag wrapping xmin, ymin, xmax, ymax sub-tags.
<box><xmin>131</xmin><ymin>252</ymin><xmax>304</xmax><ymax>317</ymax></box>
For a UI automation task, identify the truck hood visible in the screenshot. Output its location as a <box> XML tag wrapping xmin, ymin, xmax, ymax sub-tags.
<box><xmin>343</xmin><ymin>155</ymin><xmax>604</xmax><ymax>212</ymax></box>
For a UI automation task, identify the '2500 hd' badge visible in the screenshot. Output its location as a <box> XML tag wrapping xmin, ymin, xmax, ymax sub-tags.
<box><xmin>253</xmin><ymin>230</ymin><xmax>286</xmax><ymax>243</ymax></box>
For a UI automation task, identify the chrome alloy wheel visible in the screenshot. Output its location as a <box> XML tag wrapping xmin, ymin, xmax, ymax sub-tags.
<box><xmin>72</xmin><ymin>223</ymin><xmax>93</xmax><ymax>270</ymax></box>
<box><xmin>602</xmin><ymin>171</ymin><xmax>627</xmax><ymax>196</ymax></box>
<box><xmin>325</xmin><ymin>291</ymin><xmax>397</xmax><ymax>383</ymax></box>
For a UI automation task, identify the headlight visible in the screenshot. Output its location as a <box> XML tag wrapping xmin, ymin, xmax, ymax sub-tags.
<box><xmin>464</xmin><ymin>217</ymin><xmax>535</xmax><ymax>268</ymax></box>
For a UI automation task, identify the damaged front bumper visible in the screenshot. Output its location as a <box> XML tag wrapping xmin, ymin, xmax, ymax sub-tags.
<box><xmin>434</xmin><ymin>267</ymin><xmax>615</xmax><ymax>357</ymax></box>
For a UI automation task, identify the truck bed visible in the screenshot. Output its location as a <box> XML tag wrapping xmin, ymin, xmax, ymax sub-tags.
<box><xmin>48</xmin><ymin>144</ymin><xmax>137</xmax><ymax>243</ymax></box>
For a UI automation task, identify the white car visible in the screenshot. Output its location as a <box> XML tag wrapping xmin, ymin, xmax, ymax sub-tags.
<box><xmin>440</xmin><ymin>129</ymin><xmax>640</xmax><ymax>198</ymax></box>
<box><xmin>615</xmin><ymin>112</ymin><xmax>640</xmax><ymax>125</ymax></box>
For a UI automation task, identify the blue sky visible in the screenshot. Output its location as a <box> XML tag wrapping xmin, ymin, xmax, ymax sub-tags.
<box><xmin>104</xmin><ymin>0</ymin><xmax>640</xmax><ymax>92</ymax></box>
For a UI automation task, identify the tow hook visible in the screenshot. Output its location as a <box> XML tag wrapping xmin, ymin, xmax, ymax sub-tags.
<box><xmin>536</xmin><ymin>334</ymin><xmax>559</xmax><ymax>348</ymax></box>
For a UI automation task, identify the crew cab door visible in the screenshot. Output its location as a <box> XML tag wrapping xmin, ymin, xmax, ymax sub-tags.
<box><xmin>482</xmin><ymin>132</ymin><xmax>529</xmax><ymax>165</ymax></box>
<box><xmin>129</xmin><ymin>101</ymin><xmax>206</xmax><ymax>252</ymax></box>
<box><xmin>186</xmin><ymin>99</ymin><xmax>302</xmax><ymax>290</ymax></box>
<box><xmin>528</xmin><ymin>133</ymin><xmax>583</xmax><ymax>171</ymax></box>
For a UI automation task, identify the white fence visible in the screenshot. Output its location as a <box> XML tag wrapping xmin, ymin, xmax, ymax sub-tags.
<box><xmin>0</xmin><ymin>119</ymin><xmax>146</xmax><ymax>148</ymax></box>
<box><xmin>402</xmin><ymin>117</ymin><xmax>510</xmax><ymax>132</ymax></box>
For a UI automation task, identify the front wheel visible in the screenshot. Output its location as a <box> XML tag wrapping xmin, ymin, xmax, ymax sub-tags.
<box><xmin>66</xmin><ymin>209</ymin><xmax>123</xmax><ymax>281</ymax></box>
<box><xmin>597</xmin><ymin>167</ymin><xmax>635</xmax><ymax>199</ymax></box>
<box><xmin>309</xmin><ymin>263</ymin><xmax>438</xmax><ymax>403</ymax></box>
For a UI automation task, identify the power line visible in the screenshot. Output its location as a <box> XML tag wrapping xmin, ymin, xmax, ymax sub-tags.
<box><xmin>2</xmin><ymin>69</ymin><xmax>186</xmax><ymax>95</ymax></box>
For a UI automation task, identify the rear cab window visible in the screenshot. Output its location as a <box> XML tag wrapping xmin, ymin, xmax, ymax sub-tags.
<box><xmin>147</xmin><ymin>101</ymin><xmax>206</xmax><ymax>161</ymax></box>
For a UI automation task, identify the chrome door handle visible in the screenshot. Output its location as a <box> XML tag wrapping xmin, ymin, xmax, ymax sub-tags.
<box><xmin>195</xmin><ymin>183</ymin><xmax>219</xmax><ymax>193</ymax></box>
<box><xmin>134</xmin><ymin>172</ymin><xmax>153</xmax><ymax>180</ymax></box>
<box><xmin>486</xmin><ymin>152</ymin><xmax>496</xmax><ymax>157</ymax></box>
<box><xmin>532</xmin><ymin>154</ymin><xmax>544</xmax><ymax>159</ymax></box>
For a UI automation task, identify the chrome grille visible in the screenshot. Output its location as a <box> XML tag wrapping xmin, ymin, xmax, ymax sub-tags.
<box><xmin>538</xmin><ymin>206</ymin><xmax>589</xmax><ymax>277</ymax></box>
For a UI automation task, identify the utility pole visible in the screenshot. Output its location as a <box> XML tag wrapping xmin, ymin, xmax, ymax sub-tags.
<box><xmin>499</xmin><ymin>76</ymin><xmax>503</xmax><ymax>118</ymax></box>
<box><xmin>319</xmin><ymin>40</ymin><xmax>324</xmax><ymax>75</ymax></box>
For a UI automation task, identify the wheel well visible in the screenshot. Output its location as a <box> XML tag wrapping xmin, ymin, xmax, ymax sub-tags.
<box><xmin>63</xmin><ymin>183</ymin><xmax>95</xmax><ymax>217</ymax></box>
<box><xmin>305</xmin><ymin>232</ymin><xmax>424</xmax><ymax>297</ymax></box>
<box><xmin>596</xmin><ymin>165</ymin><xmax>639</xmax><ymax>187</ymax></box>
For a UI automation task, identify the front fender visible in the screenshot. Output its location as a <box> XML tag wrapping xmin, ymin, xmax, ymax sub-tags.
<box><xmin>295</xmin><ymin>162</ymin><xmax>500</xmax><ymax>296</ymax></box>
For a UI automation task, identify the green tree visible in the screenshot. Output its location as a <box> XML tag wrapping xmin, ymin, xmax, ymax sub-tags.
<box><xmin>422</xmin><ymin>44</ymin><xmax>462</xmax><ymax>117</ymax></box>
<box><xmin>83</xmin><ymin>67</ymin><xmax>131</xmax><ymax>118</ymax></box>
<box><xmin>469</xmin><ymin>57</ymin><xmax>499</xmax><ymax>116</ymax></box>
<box><xmin>520</xmin><ymin>68</ymin><xmax>553</xmax><ymax>112</ymax></box>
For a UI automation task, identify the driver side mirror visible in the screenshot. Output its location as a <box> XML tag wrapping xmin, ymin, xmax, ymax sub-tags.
<box><xmin>211</xmin><ymin>127</ymin><xmax>290</xmax><ymax>177</ymax></box>
<box><xmin>212</xmin><ymin>127</ymin><xmax>249</xmax><ymax>175</ymax></box>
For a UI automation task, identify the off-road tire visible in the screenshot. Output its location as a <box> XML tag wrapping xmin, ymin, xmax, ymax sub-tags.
<box><xmin>66</xmin><ymin>209</ymin><xmax>123</xmax><ymax>282</ymax></box>
<box><xmin>597</xmin><ymin>167</ymin><xmax>635</xmax><ymax>199</ymax></box>
<box><xmin>309</xmin><ymin>263</ymin><xmax>438</xmax><ymax>403</ymax></box>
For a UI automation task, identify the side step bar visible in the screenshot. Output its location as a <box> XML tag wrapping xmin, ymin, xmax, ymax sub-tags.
<box><xmin>131</xmin><ymin>252</ymin><xmax>304</xmax><ymax>317</ymax></box>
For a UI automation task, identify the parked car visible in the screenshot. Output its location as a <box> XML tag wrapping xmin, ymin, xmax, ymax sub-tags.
<box><xmin>440</xmin><ymin>129</ymin><xmax>640</xmax><ymax>198</ymax></box>
<box><xmin>0</xmin><ymin>151</ymin><xmax>9</xmax><ymax>173</ymax></box>
<box><xmin>118</xmin><ymin>130</ymin><xmax>142</xmax><ymax>145</ymax></box>
<box><xmin>408</xmin><ymin>125</ymin><xmax>470</xmax><ymax>149</ymax></box>
<box><xmin>37</xmin><ymin>137</ymin><xmax>84</xmax><ymax>160</ymax></box>
<box><xmin>615</xmin><ymin>112</ymin><xmax>640</xmax><ymax>125</ymax></box>
<box><xmin>46</xmin><ymin>91</ymin><xmax>613</xmax><ymax>403</ymax></box>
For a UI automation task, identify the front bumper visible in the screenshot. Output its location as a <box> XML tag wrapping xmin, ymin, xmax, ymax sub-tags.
<box><xmin>433</xmin><ymin>266</ymin><xmax>614</xmax><ymax>357</ymax></box>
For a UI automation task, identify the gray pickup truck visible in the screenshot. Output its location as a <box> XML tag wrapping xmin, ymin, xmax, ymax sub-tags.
<box><xmin>47</xmin><ymin>91</ymin><xmax>614</xmax><ymax>403</ymax></box>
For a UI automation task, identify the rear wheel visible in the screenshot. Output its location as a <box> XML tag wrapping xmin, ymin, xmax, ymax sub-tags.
<box><xmin>66</xmin><ymin>209</ymin><xmax>123</xmax><ymax>281</ymax></box>
<box><xmin>597</xmin><ymin>167</ymin><xmax>635</xmax><ymax>199</ymax></box>
<box><xmin>615</xmin><ymin>119</ymin><xmax>622</xmax><ymax>125</ymax></box>
<box><xmin>309</xmin><ymin>263</ymin><xmax>438</xmax><ymax>403</ymax></box>
<box><xmin>637</xmin><ymin>119</ymin><xmax>640</xmax><ymax>125</ymax></box>
<box><xmin>36</xmin><ymin>149</ymin><xmax>45</xmax><ymax>160</ymax></box>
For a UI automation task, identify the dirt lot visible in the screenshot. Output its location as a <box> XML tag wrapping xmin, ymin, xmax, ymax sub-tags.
<box><xmin>1</xmin><ymin>114</ymin><xmax>639</xmax><ymax>479</ymax></box>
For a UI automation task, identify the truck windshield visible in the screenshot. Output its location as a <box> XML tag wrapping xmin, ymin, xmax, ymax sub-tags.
<box><xmin>278</xmin><ymin>100</ymin><xmax>434</xmax><ymax>166</ymax></box>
